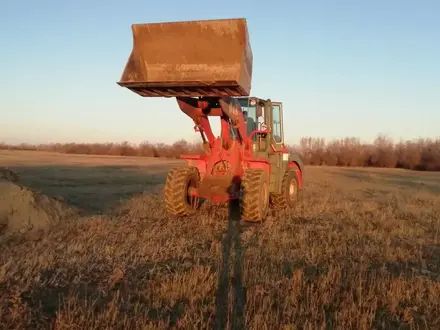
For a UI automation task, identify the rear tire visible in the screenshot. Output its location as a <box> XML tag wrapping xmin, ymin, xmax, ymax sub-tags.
<box><xmin>240</xmin><ymin>169</ymin><xmax>269</xmax><ymax>222</ymax></box>
<box><xmin>271</xmin><ymin>168</ymin><xmax>300</xmax><ymax>210</ymax></box>
<box><xmin>164</xmin><ymin>166</ymin><xmax>201</xmax><ymax>216</ymax></box>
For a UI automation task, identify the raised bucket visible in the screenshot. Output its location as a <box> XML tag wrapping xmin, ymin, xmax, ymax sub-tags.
<box><xmin>117</xmin><ymin>18</ymin><xmax>253</xmax><ymax>97</ymax></box>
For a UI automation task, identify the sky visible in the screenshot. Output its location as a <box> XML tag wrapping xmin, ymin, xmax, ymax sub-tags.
<box><xmin>1</xmin><ymin>0</ymin><xmax>439</xmax><ymax>145</ymax></box>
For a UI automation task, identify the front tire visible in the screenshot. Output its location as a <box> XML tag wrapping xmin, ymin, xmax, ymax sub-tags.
<box><xmin>240</xmin><ymin>169</ymin><xmax>269</xmax><ymax>222</ymax></box>
<box><xmin>164</xmin><ymin>166</ymin><xmax>201</xmax><ymax>216</ymax></box>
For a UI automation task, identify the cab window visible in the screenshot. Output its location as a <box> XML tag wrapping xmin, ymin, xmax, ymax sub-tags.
<box><xmin>272</xmin><ymin>105</ymin><xmax>282</xmax><ymax>143</ymax></box>
<box><xmin>238</xmin><ymin>98</ymin><xmax>258</xmax><ymax>137</ymax></box>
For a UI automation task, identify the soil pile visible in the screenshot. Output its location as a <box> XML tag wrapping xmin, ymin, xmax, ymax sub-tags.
<box><xmin>0</xmin><ymin>168</ymin><xmax>78</xmax><ymax>235</ymax></box>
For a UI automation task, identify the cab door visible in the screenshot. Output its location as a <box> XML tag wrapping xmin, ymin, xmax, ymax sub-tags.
<box><xmin>271</xmin><ymin>102</ymin><xmax>284</xmax><ymax>149</ymax></box>
<box><xmin>268</xmin><ymin>102</ymin><xmax>286</xmax><ymax>192</ymax></box>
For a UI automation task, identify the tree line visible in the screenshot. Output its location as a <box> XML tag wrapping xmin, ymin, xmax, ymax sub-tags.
<box><xmin>1</xmin><ymin>134</ymin><xmax>439</xmax><ymax>171</ymax></box>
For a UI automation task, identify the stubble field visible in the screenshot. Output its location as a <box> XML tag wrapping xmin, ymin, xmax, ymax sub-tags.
<box><xmin>1</xmin><ymin>150</ymin><xmax>440</xmax><ymax>329</ymax></box>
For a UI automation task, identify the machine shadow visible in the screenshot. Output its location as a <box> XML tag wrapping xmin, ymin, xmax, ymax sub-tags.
<box><xmin>4</xmin><ymin>164</ymin><xmax>172</xmax><ymax>214</ymax></box>
<box><xmin>214</xmin><ymin>188</ymin><xmax>246</xmax><ymax>329</ymax></box>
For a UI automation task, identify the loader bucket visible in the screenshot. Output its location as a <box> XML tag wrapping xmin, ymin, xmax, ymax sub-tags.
<box><xmin>117</xmin><ymin>18</ymin><xmax>253</xmax><ymax>97</ymax></box>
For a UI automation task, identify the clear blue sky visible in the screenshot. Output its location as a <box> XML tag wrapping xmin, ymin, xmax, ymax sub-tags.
<box><xmin>1</xmin><ymin>0</ymin><xmax>439</xmax><ymax>145</ymax></box>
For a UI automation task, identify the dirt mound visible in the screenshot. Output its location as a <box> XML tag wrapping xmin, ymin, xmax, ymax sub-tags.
<box><xmin>0</xmin><ymin>170</ymin><xmax>78</xmax><ymax>235</ymax></box>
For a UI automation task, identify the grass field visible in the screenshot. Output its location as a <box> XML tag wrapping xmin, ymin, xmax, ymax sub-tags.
<box><xmin>1</xmin><ymin>150</ymin><xmax>440</xmax><ymax>329</ymax></box>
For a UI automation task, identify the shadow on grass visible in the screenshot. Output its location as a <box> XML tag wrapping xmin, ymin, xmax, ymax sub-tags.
<box><xmin>5</xmin><ymin>164</ymin><xmax>175</xmax><ymax>213</ymax></box>
<box><xmin>214</xmin><ymin>199</ymin><xmax>246</xmax><ymax>330</ymax></box>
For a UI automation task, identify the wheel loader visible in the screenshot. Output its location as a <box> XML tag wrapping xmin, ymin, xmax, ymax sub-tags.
<box><xmin>117</xmin><ymin>18</ymin><xmax>304</xmax><ymax>222</ymax></box>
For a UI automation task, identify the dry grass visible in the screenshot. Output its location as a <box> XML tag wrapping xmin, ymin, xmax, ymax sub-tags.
<box><xmin>1</xmin><ymin>151</ymin><xmax>440</xmax><ymax>329</ymax></box>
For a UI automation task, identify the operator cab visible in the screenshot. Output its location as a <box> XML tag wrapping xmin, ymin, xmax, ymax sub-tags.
<box><xmin>236</xmin><ymin>97</ymin><xmax>284</xmax><ymax>145</ymax></box>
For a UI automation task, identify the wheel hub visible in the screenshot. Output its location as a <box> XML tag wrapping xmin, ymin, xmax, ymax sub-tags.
<box><xmin>289</xmin><ymin>181</ymin><xmax>297</xmax><ymax>200</ymax></box>
<box><xmin>186</xmin><ymin>178</ymin><xmax>199</xmax><ymax>209</ymax></box>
